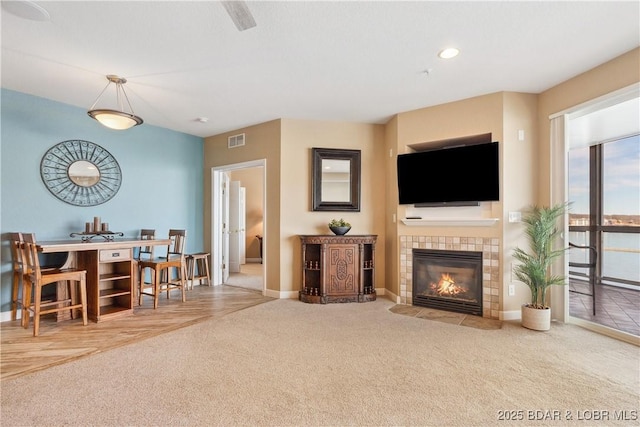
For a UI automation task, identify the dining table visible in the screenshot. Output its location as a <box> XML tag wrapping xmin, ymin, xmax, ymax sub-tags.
<box><xmin>36</xmin><ymin>237</ymin><xmax>172</xmax><ymax>322</ymax></box>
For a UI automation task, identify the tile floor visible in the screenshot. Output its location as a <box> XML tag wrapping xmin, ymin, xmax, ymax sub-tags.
<box><xmin>389</xmin><ymin>304</ymin><xmax>503</xmax><ymax>330</ymax></box>
<box><xmin>569</xmin><ymin>280</ymin><xmax>640</xmax><ymax>336</ymax></box>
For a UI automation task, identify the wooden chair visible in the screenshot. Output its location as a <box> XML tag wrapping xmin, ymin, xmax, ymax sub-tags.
<box><xmin>21</xmin><ymin>233</ymin><xmax>88</xmax><ymax>337</ymax></box>
<box><xmin>138</xmin><ymin>229</ymin><xmax>187</xmax><ymax>308</ymax></box>
<box><xmin>10</xmin><ymin>232</ymin><xmax>25</xmax><ymax>321</ymax></box>
<box><xmin>10</xmin><ymin>232</ymin><xmax>58</xmax><ymax>321</ymax></box>
<box><xmin>136</xmin><ymin>229</ymin><xmax>156</xmax><ymax>261</ymax></box>
<box><xmin>186</xmin><ymin>252</ymin><xmax>211</xmax><ymax>290</ymax></box>
<box><xmin>134</xmin><ymin>229</ymin><xmax>156</xmax><ymax>303</ymax></box>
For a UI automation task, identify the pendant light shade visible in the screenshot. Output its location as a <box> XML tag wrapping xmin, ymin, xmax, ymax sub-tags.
<box><xmin>87</xmin><ymin>75</ymin><xmax>143</xmax><ymax>130</ymax></box>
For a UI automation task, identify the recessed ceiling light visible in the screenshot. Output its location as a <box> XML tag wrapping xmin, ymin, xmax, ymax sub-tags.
<box><xmin>196</xmin><ymin>117</ymin><xmax>209</xmax><ymax>123</ymax></box>
<box><xmin>438</xmin><ymin>48</ymin><xmax>459</xmax><ymax>59</ymax></box>
<box><xmin>1</xmin><ymin>0</ymin><xmax>50</xmax><ymax>21</ymax></box>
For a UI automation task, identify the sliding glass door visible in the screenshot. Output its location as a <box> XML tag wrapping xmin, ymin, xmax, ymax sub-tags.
<box><xmin>567</xmin><ymin>134</ymin><xmax>639</xmax><ymax>336</ymax></box>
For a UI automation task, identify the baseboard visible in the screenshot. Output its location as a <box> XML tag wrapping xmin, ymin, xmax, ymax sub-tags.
<box><xmin>264</xmin><ymin>289</ymin><xmax>298</xmax><ymax>299</ymax></box>
<box><xmin>500</xmin><ymin>310</ymin><xmax>521</xmax><ymax>321</ymax></box>
<box><xmin>245</xmin><ymin>258</ymin><xmax>261</xmax><ymax>264</ymax></box>
<box><xmin>381</xmin><ymin>288</ymin><xmax>400</xmax><ymax>303</ymax></box>
<box><xmin>281</xmin><ymin>290</ymin><xmax>299</xmax><ymax>299</ymax></box>
<box><xmin>0</xmin><ymin>310</ymin><xmax>16</xmax><ymax>323</ymax></box>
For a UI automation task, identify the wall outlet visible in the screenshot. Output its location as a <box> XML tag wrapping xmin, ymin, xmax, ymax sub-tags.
<box><xmin>508</xmin><ymin>284</ymin><xmax>515</xmax><ymax>296</ymax></box>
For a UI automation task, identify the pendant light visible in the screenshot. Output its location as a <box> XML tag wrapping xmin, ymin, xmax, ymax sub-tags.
<box><xmin>87</xmin><ymin>75</ymin><xmax>143</xmax><ymax>130</ymax></box>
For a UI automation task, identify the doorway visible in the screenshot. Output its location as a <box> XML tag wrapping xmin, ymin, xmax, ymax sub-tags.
<box><xmin>211</xmin><ymin>159</ymin><xmax>266</xmax><ymax>293</ymax></box>
<box><xmin>553</xmin><ymin>85</ymin><xmax>640</xmax><ymax>342</ymax></box>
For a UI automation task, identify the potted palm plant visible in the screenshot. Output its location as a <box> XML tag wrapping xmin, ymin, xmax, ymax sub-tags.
<box><xmin>512</xmin><ymin>203</ymin><xmax>570</xmax><ymax>331</ymax></box>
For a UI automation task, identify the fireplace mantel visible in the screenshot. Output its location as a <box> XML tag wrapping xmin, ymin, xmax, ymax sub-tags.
<box><xmin>401</xmin><ymin>218</ymin><xmax>499</xmax><ymax>227</ymax></box>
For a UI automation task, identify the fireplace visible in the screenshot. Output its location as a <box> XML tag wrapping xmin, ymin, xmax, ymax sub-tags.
<box><xmin>412</xmin><ymin>249</ymin><xmax>483</xmax><ymax>316</ymax></box>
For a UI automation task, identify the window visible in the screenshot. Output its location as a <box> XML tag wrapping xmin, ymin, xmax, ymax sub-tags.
<box><xmin>568</xmin><ymin>135</ymin><xmax>639</xmax><ymax>289</ymax></box>
<box><xmin>601</xmin><ymin>136</ymin><xmax>640</xmax><ymax>285</ymax></box>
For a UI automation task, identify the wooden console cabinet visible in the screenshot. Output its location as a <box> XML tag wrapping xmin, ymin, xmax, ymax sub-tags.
<box><xmin>77</xmin><ymin>247</ymin><xmax>134</xmax><ymax>322</ymax></box>
<box><xmin>299</xmin><ymin>234</ymin><xmax>376</xmax><ymax>304</ymax></box>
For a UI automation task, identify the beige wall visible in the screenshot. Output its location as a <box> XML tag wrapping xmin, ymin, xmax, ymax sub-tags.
<box><xmin>384</xmin><ymin>116</ymin><xmax>399</xmax><ymax>298</ymax></box>
<box><xmin>203</xmin><ymin>119</ymin><xmax>281</xmax><ymax>292</ymax></box>
<box><xmin>501</xmin><ymin>92</ymin><xmax>538</xmax><ymax>313</ymax></box>
<box><xmin>280</xmin><ymin>119</ymin><xmax>386</xmax><ymax>294</ymax></box>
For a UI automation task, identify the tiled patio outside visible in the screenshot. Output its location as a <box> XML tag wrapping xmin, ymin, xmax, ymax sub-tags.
<box><xmin>569</xmin><ymin>280</ymin><xmax>640</xmax><ymax>336</ymax></box>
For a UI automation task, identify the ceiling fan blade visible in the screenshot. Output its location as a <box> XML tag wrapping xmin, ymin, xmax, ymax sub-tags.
<box><xmin>221</xmin><ymin>1</ymin><xmax>256</xmax><ymax>31</ymax></box>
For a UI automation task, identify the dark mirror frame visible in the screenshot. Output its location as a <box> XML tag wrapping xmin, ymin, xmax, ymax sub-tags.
<box><xmin>312</xmin><ymin>147</ymin><xmax>361</xmax><ymax>212</ymax></box>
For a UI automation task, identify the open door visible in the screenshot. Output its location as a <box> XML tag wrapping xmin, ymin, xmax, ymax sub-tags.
<box><xmin>222</xmin><ymin>172</ymin><xmax>230</xmax><ymax>283</ymax></box>
<box><xmin>211</xmin><ymin>169</ymin><xmax>230</xmax><ymax>285</ymax></box>
<box><xmin>229</xmin><ymin>180</ymin><xmax>246</xmax><ymax>273</ymax></box>
<box><xmin>211</xmin><ymin>159</ymin><xmax>265</xmax><ymax>291</ymax></box>
<box><xmin>240</xmin><ymin>186</ymin><xmax>246</xmax><ymax>265</ymax></box>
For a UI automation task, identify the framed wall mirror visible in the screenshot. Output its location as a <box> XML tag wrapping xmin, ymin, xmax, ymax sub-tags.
<box><xmin>312</xmin><ymin>147</ymin><xmax>360</xmax><ymax>212</ymax></box>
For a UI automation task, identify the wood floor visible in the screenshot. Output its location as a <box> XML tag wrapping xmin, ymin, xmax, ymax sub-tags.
<box><xmin>1</xmin><ymin>284</ymin><xmax>273</xmax><ymax>381</ymax></box>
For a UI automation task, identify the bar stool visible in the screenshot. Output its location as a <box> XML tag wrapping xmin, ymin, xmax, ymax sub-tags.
<box><xmin>21</xmin><ymin>233</ymin><xmax>88</xmax><ymax>337</ymax></box>
<box><xmin>134</xmin><ymin>229</ymin><xmax>156</xmax><ymax>303</ymax></box>
<box><xmin>138</xmin><ymin>229</ymin><xmax>187</xmax><ymax>308</ymax></box>
<box><xmin>186</xmin><ymin>252</ymin><xmax>211</xmax><ymax>290</ymax></box>
<box><xmin>9</xmin><ymin>232</ymin><xmax>26</xmax><ymax>321</ymax></box>
<box><xmin>10</xmin><ymin>232</ymin><xmax>58</xmax><ymax>322</ymax></box>
<box><xmin>10</xmin><ymin>232</ymin><xmax>25</xmax><ymax>321</ymax></box>
<box><xmin>136</xmin><ymin>229</ymin><xmax>156</xmax><ymax>261</ymax></box>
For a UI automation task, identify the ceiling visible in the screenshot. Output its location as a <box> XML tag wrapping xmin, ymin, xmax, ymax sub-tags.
<box><xmin>2</xmin><ymin>1</ymin><xmax>639</xmax><ymax>138</ymax></box>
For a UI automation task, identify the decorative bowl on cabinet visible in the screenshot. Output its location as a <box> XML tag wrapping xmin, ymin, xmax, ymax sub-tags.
<box><xmin>329</xmin><ymin>226</ymin><xmax>351</xmax><ymax>235</ymax></box>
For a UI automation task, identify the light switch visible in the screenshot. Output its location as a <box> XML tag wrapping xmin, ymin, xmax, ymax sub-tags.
<box><xmin>508</xmin><ymin>211</ymin><xmax>522</xmax><ymax>223</ymax></box>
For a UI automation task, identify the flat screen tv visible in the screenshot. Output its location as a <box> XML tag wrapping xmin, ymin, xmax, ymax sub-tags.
<box><xmin>397</xmin><ymin>141</ymin><xmax>499</xmax><ymax>206</ymax></box>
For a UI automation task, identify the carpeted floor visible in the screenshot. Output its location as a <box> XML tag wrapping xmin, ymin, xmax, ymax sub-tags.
<box><xmin>225</xmin><ymin>262</ymin><xmax>263</xmax><ymax>291</ymax></box>
<box><xmin>1</xmin><ymin>298</ymin><xmax>638</xmax><ymax>426</ymax></box>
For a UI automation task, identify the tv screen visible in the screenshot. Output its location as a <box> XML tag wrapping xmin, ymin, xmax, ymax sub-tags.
<box><xmin>397</xmin><ymin>141</ymin><xmax>499</xmax><ymax>205</ymax></box>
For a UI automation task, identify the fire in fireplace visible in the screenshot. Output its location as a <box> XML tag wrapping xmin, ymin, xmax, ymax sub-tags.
<box><xmin>412</xmin><ymin>249</ymin><xmax>482</xmax><ymax>315</ymax></box>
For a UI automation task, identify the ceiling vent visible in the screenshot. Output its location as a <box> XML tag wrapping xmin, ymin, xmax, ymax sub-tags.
<box><xmin>228</xmin><ymin>133</ymin><xmax>245</xmax><ymax>148</ymax></box>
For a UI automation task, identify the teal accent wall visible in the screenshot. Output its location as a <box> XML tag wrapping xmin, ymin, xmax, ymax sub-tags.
<box><xmin>0</xmin><ymin>89</ymin><xmax>204</xmax><ymax>316</ymax></box>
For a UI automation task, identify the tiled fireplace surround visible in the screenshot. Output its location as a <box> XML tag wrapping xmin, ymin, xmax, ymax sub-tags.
<box><xmin>400</xmin><ymin>235</ymin><xmax>500</xmax><ymax>319</ymax></box>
